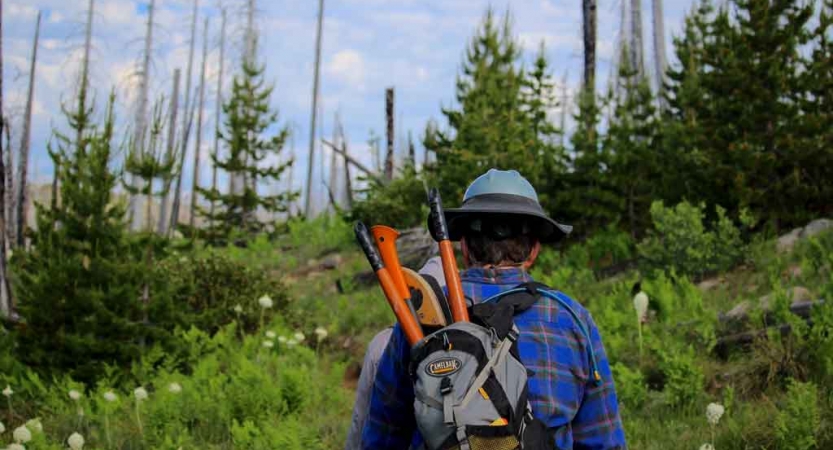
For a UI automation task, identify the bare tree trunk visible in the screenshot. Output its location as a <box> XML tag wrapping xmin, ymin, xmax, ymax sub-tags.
<box><xmin>170</xmin><ymin>0</ymin><xmax>199</xmax><ymax>235</ymax></box>
<box><xmin>16</xmin><ymin>11</ymin><xmax>40</xmax><ymax>249</ymax></box>
<box><xmin>581</xmin><ymin>0</ymin><xmax>597</xmax><ymax>95</ymax></box>
<box><xmin>157</xmin><ymin>69</ymin><xmax>180</xmax><ymax>235</ymax></box>
<box><xmin>559</xmin><ymin>71</ymin><xmax>568</xmax><ymax>147</ymax></box>
<box><xmin>77</xmin><ymin>0</ymin><xmax>94</xmax><ymax>149</ymax></box>
<box><xmin>652</xmin><ymin>0</ymin><xmax>668</xmax><ymax>106</ymax></box>
<box><xmin>209</xmin><ymin>9</ymin><xmax>226</xmax><ymax>227</ymax></box>
<box><xmin>0</xmin><ymin>0</ymin><xmax>12</xmax><ymax>317</ymax></box>
<box><xmin>129</xmin><ymin>0</ymin><xmax>156</xmax><ymax>230</ymax></box>
<box><xmin>327</xmin><ymin>112</ymin><xmax>339</xmax><ymax>214</ymax></box>
<box><xmin>630</xmin><ymin>0</ymin><xmax>645</xmax><ymax>79</ymax></box>
<box><xmin>4</xmin><ymin>124</ymin><xmax>12</xmax><ymax>245</ymax></box>
<box><xmin>287</xmin><ymin>141</ymin><xmax>295</xmax><ymax>217</ymax></box>
<box><xmin>384</xmin><ymin>87</ymin><xmax>395</xmax><ymax>180</ymax></box>
<box><xmin>304</xmin><ymin>0</ymin><xmax>325</xmax><ymax>218</ymax></box>
<box><xmin>407</xmin><ymin>131</ymin><xmax>416</xmax><ymax>167</ymax></box>
<box><xmin>189</xmin><ymin>17</ymin><xmax>209</xmax><ymax>229</ymax></box>
<box><xmin>337</xmin><ymin>119</ymin><xmax>352</xmax><ymax>209</ymax></box>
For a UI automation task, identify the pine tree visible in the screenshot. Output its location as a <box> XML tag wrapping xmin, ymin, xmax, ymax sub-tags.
<box><xmin>13</xmin><ymin>94</ymin><xmax>175</xmax><ymax>383</ymax></box>
<box><xmin>198</xmin><ymin>60</ymin><xmax>295</xmax><ymax>241</ymax></box>
<box><xmin>604</xmin><ymin>49</ymin><xmax>661</xmax><ymax>237</ymax></box>
<box><xmin>424</xmin><ymin>10</ymin><xmax>559</xmax><ymax>203</ymax></box>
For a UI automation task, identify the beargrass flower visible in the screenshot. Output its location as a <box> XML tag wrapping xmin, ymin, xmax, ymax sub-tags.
<box><xmin>7</xmin><ymin>444</ymin><xmax>24</xmax><ymax>450</ymax></box>
<box><xmin>699</xmin><ymin>444</ymin><xmax>714</xmax><ymax>450</ymax></box>
<box><xmin>263</xmin><ymin>340</ymin><xmax>274</xmax><ymax>349</ymax></box>
<box><xmin>287</xmin><ymin>339</ymin><xmax>298</xmax><ymax>347</ymax></box>
<box><xmin>68</xmin><ymin>432</ymin><xmax>85</xmax><ymax>450</ymax></box>
<box><xmin>103</xmin><ymin>391</ymin><xmax>117</xmax><ymax>402</ymax></box>
<box><xmin>314</xmin><ymin>327</ymin><xmax>328</xmax><ymax>341</ymax></box>
<box><xmin>24</xmin><ymin>419</ymin><xmax>41</xmax><ymax>433</ymax></box>
<box><xmin>633</xmin><ymin>292</ymin><xmax>649</xmax><ymax>323</ymax></box>
<box><xmin>278</xmin><ymin>336</ymin><xmax>288</xmax><ymax>344</ymax></box>
<box><xmin>13</xmin><ymin>425</ymin><xmax>31</xmax><ymax>443</ymax></box>
<box><xmin>258</xmin><ymin>295</ymin><xmax>273</xmax><ymax>309</ymax></box>
<box><xmin>294</xmin><ymin>332</ymin><xmax>305</xmax><ymax>342</ymax></box>
<box><xmin>168</xmin><ymin>383</ymin><xmax>182</xmax><ymax>394</ymax></box>
<box><xmin>233</xmin><ymin>304</ymin><xmax>243</xmax><ymax>314</ymax></box>
<box><xmin>0</xmin><ymin>420</ymin><xmax>5</xmax><ymax>434</ymax></box>
<box><xmin>706</xmin><ymin>403</ymin><xmax>725</xmax><ymax>426</ymax></box>
<box><xmin>134</xmin><ymin>387</ymin><xmax>148</xmax><ymax>402</ymax></box>
<box><xmin>69</xmin><ymin>390</ymin><xmax>82</xmax><ymax>401</ymax></box>
<box><xmin>2</xmin><ymin>386</ymin><xmax>12</xmax><ymax>397</ymax></box>
<box><xmin>266</xmin><ymin>331</ymin><xmax>276</xmax><ymax>339</ymax></box>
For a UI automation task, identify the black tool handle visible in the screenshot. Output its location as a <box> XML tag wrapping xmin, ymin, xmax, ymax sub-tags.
<box><xmin>427</xmin><ymin>188</ymin><xmax>450</xmax><ymax>242</ymax></box>
<box><xmin>355</xmin><ymin>221</ymin><xmax>384</xmax><ymax>272</ymax></box>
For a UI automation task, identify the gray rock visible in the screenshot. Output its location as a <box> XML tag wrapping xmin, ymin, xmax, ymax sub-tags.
<box><xmin>724</xmin><ymin>300</ymin><xmax>752</xmax><ymax>321</ymax></box>
<box><xmin>758</xmin><ymin>286</ymin><xmax>812</xmax><ymax>310</ymax></box>
<box><xmin>800</xmin><ymin>218</ymin><xmax>833</xmax><ymax>239</ymax></box>
<box><xmin>697</xmin><ymin>278</ymin><xmax>722</xmax><ymax>291</ymax></box>
<box><xmin>776</xmin><ymin>227</ymin><xmax>803</xmax><ymax>253</ymax></box>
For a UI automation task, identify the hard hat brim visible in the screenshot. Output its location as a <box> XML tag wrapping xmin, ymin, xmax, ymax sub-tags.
<box><xmin>441</xmin><ymin>193</ymin><xmax>573</xmax><ymax>243</ymax></box>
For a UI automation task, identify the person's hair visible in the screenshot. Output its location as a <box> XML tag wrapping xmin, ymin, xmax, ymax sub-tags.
<box><xmin>463</xmin><ymin>230</ymin><xmax>536</xmax><ymax>267</ymax></box>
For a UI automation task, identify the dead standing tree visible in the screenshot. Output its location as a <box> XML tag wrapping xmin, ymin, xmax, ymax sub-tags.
<box><xmin>0</xmin><ymin>0</ymin><xmax>12</xmax><ymax>317</ymax></box>
<box><xmin>304</xmin><ymin>0</ymin><xmax>325</xmax><ymax>218</ymax></box>
<box><xmin>169</xmin><ymin>0</ymin><xmax>200</xmax><ymax>235</ymax></box>
<box><xmin>15</xmin><ymin>10</ymin><xmax>41</xmax><ymax>249</ymax></box>
<box><xmin>582</xmin><ymin>0</ymin><xmax>596</xmax><ymax>94</ymax></box>
<box><xmin>190</xmin><ymin>17</ymin><xmax>210</xmax><ymax>228</ymax></box>
<box><xmin>209</xmin><ymin>8</ymin><xmax>227</xmax><ymax>225</ymax></box>
<box><xmin>630</xmin><ymin>0</ymin><xmax>645</xmax><ymax>80</ymax></box>
<box><xmin>156</xmin><ymin>69</ymin><xmax>181</xmax><ymax>234</ymax></box>
<box><xmin>651</xmin><ymin>0</ymin><xmax>668</xmax><ymax>106</ymax></box>
<box><xmin>384</xmin><ymin>87</ymin><xmax>395</xmax><ymax>180</ymax></box>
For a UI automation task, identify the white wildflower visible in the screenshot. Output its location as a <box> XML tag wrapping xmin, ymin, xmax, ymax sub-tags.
<box><xmin>266</xmin><ymin>331</ymin><xmax>276</xmax><ymax>339</ymax></box>
<box><xmin>286</xmin><ymin>339</ymin><xmax>298</xmax><ymax>347</ymax></box>
<box><xmin>633</xmin><ymin>291</ymin><xmax>649</xmax><ymax>323</ymax></box>
<box><xmin>7</xmin><ymin>443</ymin><xmax>25</xmax><ymax>450</ymax></box>
<box><xmin>294</xmin><ymin>332</ymin><xmax>305</xmax><ymax>342</ymax></box>
<box><xmin>68</xmin><ymin>432</ymin><xmax>85</xmax><ymax>450</ymax></box>
<box><xmin>706</xmin><ymin>402</ymin><xmax>725</xmax><ymax>426</ymax></box>
<box><xmin>263</xmin><ymin>340</ymin><xmax>274</xmax><ymax>349</ymax></box>
<box><xmin>699</xmin><ymin>444</ymin><xmax>714</xmax><ymax>450</ymax></box>
<box><xmin>278</xmin><ymin>336</ymin><xmax>288</xmax><ymax>344</ymax></box>
<box><xmin>2</xmin><ymin>385</ymin><xmax>12</xmax><ymax>397</ymax></box>
<box><xmin>258</xmin><ymin>295</ymin><xmax>273</xmax><ymax>309</ymax></box>
<box><xmin>13</xmin><ymin>425</ymin><xmax>31</xmax><ymax>443</ymax></box>
<box><xmin>233</xmin><ymin>304</ymin><xmax>243</xmax><ymax>314</ymax></box>
<box><xmin>0</xmin><ymin>420</ymin><xmax>5</xmax><ymax>433</ymax></box>
<box><xmin>24</xmin><ymin>419</ymin><xmax>41</xmax><ymax>433</ymax></box>
<box><xmin>134</xmin><ymin>387</ymin><xmax>148</xmax><ymax>402</ymax></box>
<box><xmin>168</xmin><ymin>383</ymin><xmax>182</xmax><ymax>394</ymax></box>
<box><xmin>69</xmin><ymin>390</ymin><xmax>82</xmax><ymax>401</ymax></box>
<box><xmin>103</xmin><ymin>391</ymin><xmax>118</xmax><ymax>402</ymax></box>
<box><xmin>173</xmin><ymin>230</ymin><xmax>184</xmax><ymax>240</ymax></box>
<box><xmin>314</xmin><ymin>327</ymin><xmax>328</xmax><ymax>341</ymax></box>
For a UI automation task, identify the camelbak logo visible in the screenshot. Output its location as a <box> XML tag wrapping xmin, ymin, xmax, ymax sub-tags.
<box><xmin>425</xmin><ymin>357</ymin><xmax>462</xmax><ymax>376</ymax></box>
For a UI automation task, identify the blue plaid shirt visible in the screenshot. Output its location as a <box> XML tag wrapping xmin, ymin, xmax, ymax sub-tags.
<box><xmin>361</xmin><ymin>267</ymin><xmax>626</xmax><ymax>449</ymax></box>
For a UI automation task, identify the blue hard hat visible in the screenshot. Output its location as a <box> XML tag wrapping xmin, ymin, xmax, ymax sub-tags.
<box><xmin>443</xmin><ymin>169</ymin><xmax>572</xmax><ymax>242</ymax></box>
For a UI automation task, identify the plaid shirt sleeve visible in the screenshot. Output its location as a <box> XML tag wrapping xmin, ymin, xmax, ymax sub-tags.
<box><xmin>360</xmin><ymin>324</ymin><xmax>417</xmax><ymax>449</ymax></box>
<box><xmin>571</xmin><ymin>311</ymin><xmax>627</xmax><ymax>449</ymax></box>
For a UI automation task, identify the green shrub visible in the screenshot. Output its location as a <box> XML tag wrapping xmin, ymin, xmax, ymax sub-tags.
<box><xmin>637</xmin><ymin>201</ymin><xmax>745</xmax><ymax>279</ymax></box>
<box><xmin>611</xmin><ymin>362</ymin><xmax>648</xmax><ymax>410</ymax></box>
<box><xmin>350</xmin><ymin>165</ymin><xmax>429</xmax><ymax>229</ymax></box>
<box><xmin>776</xmin><ymin>379</ymin><xmax>820</xmax><ymax>450</ymax></box>
<box><xmin>159</xmin><ymin>252</ymin><xmax>289</xmax><ymax>335</ymax></box>
<box><xmin>658</xmin><ymin>344</ymin><xmax>704</xmax><ymax>409</ymax></box>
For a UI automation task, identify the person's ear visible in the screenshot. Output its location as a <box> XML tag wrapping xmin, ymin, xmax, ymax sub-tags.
<box><xmin>461</xmin><ymin>237</ymin><xmax>472</xmax><ymax>268</ymax></box>
<box><xmin>523</xmin><ymin>241</ymin><xmax>541</xmax><ymax>270</ymax></box>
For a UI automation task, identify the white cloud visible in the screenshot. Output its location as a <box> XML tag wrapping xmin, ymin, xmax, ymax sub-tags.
<box><xmin>325</xmin><ymin>49</ymin><xmax>365</xmax><ymax>88</ymax></box>
<box><xmin>7</xmin><ymin>3</ymin><xmax>39</xmax><ymax>21</ymax></box>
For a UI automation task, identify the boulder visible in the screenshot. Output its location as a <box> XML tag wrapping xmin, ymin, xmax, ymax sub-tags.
<box><xmin>800</xmin><ymin>218</ymin><xmax>833</xmax><ymax>239</ymax></box>
<box><xmin>776</xmin><ymin>227</ymin><xmax>803</xmax><ymax>253</ymax></box>
<box><xmin>697</xmin><ymin>277</ymin><xmax>722</xmax><ymax>291</ymax></box>
<box><xmin>758</xmin><ymin>286</ymin><xmax>812</xmax><ymax>310</ymax></box>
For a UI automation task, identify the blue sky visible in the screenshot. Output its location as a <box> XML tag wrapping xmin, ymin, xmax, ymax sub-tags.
<box><xmin>3</xmin><ymin>0</ymin><xmax>698</xmax><ymax>214</ymax></box>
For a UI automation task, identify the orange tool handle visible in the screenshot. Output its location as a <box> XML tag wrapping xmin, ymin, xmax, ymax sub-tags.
<box><xmin>428</xmin><ymin>188</ymin><xmax>470</xmax><ymax>323</ymax></box>
<box><xmin>375</xmin><ymin>268</ymin><xmax>424</xmax><ymax>345</ymax></box>
<box><xmin>371</xmin><ymin>225</ymin><xmax>410</xmax><ymax>300</ymax></box>
<box><xmin>355</xmin><ymin>222</ymin><xmax>424</xmax><ymax>346</ymax></box>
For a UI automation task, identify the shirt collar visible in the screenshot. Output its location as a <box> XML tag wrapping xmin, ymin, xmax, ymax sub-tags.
<box><xmin>461</xmin><ymin>266</ymin><xmax>533</xmax><ymax>285</ymax></box>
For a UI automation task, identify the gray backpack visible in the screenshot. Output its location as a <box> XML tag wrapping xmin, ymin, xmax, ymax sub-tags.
<box><xmin>409</xmin><ymin>283</ymin><xmax>601</xmax><ymax>450</ymax></box>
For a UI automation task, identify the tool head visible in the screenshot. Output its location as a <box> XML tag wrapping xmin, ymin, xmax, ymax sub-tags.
<box><xmin>402</xmin><ymin>267</ymin><xmax>451</xmax><ymax>327</ymax></box>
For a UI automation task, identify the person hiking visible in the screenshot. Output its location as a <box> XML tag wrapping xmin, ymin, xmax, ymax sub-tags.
<box><xmin>360</xmin><ymin>169</ymin><xmax>627</xmax><ymax>449</ymax></box>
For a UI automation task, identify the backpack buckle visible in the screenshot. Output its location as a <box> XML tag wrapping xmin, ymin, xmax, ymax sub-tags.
<box><xmin>440</xmin><ymin>376</ymin><xmax>453</xmax><ymax>396</ymax></box>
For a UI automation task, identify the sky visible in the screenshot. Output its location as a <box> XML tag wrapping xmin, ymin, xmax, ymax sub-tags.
<box><xmin>2</xmin><ymin>0</ymin><xmax>698</xmax><ymax>215</ymax></box>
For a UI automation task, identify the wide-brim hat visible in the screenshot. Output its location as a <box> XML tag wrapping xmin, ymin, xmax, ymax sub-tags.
<box><xmin>443</xmin><ymin>169</ymin><xmax>572</xmax><ymax>243</ymax></box>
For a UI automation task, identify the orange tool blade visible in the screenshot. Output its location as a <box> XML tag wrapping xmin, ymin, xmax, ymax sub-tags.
<box><xmin>370</xmin><ymin>225</ymin><xmax>410</xmax><ymax>300</ymax></box>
